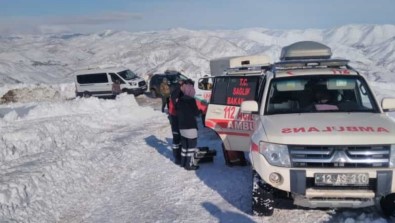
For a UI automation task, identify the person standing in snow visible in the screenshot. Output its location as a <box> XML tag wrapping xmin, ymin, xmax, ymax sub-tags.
<box><xmin>176</xmin><ymin>79</ymin><xmax>200</xmax><ymax>170</ymax></box>
<box><xmin>168</xmin><ymin>80</ymin><xmax>184</xmax><ymax>164</ymax></box>
<box><xmin>112</xmin><ymin>79</ymin><xmax>122</xmax><ymax>96</ymax></box>
<box><xmin>160</xmin><ymin>78</ymin><xmax>171</xmax><ymax>113</ymax></box>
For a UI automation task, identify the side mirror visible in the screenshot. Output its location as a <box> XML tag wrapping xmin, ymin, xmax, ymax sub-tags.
<box><xmin>240</xmin><ymin>100</ymin><xmax>258</xmax><ymax>114</ymax></box>
<box><xmin>198</xmin><ymin>77</ymin><xmax>213</xmax><ymax>90</ymax></box>
<box><xmin>382</xmin><ymin>98</ymin><xmax>395</xmax><ymax>111</ymax></box>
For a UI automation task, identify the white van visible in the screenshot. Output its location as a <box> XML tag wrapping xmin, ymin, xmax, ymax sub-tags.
<box><xmin>206</xmin><ymin>41</ymin><xmax>395</xmax><ymax>216</ymax></box>
<box><xmin>75</xmin><ymin>67</ymin><xmax>147</xmax><ymax>97</ymax></box>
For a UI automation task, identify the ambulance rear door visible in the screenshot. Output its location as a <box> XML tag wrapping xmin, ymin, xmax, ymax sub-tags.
<box><xmin>205</xmin><ymin>75</ymin><xmax>265</xmax><ymax>152</ymax></box>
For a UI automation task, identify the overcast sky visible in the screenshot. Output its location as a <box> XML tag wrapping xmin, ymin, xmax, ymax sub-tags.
<box><xmin>1</xmin><ymin>0</ymin><xmax>395</xmax><ymax>35</ymax></box>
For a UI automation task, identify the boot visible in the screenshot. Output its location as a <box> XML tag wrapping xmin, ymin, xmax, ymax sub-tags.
<box><xmin>172</xmin><ymin>144</ymin><xmax>181</xmax><ymax>165</ymax></box>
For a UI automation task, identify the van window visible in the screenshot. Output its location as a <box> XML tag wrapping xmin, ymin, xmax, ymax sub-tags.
<box><xmin>211</xmin><ymin>76</ymin><xmax>262</xmax><ymax>106</ymax></box>
<box><xmin>110</xmin><ymin>73</ymin><xmax>126</xmax><ymax>84</ymax></box>
<box><xmin>77</xmin><ymin>73</ymin><xmax>108</xmax><ymax>84</ymax></box>
<box><xmin>155</xmin><ymin>76</ymin><xmax>164</xmax><ymax>84</ymax></box>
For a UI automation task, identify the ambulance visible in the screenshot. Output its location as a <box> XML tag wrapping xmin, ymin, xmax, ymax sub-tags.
<box><xmin>205</xmin><ymin>41</ymin><xmax>395</xmax><ymax>216</ymax></box>
<box><xmin>196</xmin><ymin>55</ymin><xmax>271</xmax><ymax>118</ymax></box>
<box><xmin>194</xmin><ymin>57</ymin><xmax>240</xmax><ymax>117</ymax></box>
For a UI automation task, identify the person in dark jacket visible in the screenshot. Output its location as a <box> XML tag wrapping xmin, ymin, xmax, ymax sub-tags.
<box><xmin>176</xmin><ymin>80</ymin><xmax>200</xmax><ymax>170</ymax></box>
<box><xmin>168</xmin><ymin>80</ymin><xmax>183</xmax><ymax>164</ymax></box>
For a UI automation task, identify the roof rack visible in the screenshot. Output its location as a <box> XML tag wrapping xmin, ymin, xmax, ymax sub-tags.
<box><xmin>274</xmin><ymin>59</ymin><xmax>350</xmax><ymax>70</ymax></box>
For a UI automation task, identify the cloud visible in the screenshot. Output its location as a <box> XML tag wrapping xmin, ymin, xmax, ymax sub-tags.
<box><xmin>0</xmin><ymin>11</ymin><xmax>142</xmax><ymax>35</ymax></box>
<box><xmin>38</xmin><ymin>25</ymin><xmax>72</xmax><ymax>34</ymax></box>
<box><xmin>50</xmin><ymin>11</ymin><xmax>142</xmax><ymax>26</ymax></box>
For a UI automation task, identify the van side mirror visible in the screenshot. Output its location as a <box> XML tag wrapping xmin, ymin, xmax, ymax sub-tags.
<box><xmin>240</xmin><ymin>100</ymin><xmax>258</xmax><ymax>114</ymax></box>
<box><xmin>382</xmin><ymin>98</ymin><xmax>395</xmax><ymax>111</ymax></box>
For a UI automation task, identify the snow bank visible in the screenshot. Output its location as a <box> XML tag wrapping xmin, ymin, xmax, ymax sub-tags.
<box><xmin>0</xmin><ymin>83</ymin><xmax>75</xmax><ymax>104</ymax></box>
<box><xmin>0</xmin><ymin>94</ymin><xmax>161</xmax><ymax>222</ymax></box>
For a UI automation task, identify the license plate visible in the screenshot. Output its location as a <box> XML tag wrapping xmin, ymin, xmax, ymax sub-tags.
<box><xmin>314</xmin><ymin>173</ymin><xmax>369</xmax><ymax>186</ymax></box>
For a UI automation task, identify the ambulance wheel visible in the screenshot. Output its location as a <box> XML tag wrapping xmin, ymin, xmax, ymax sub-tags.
<box><xmin>380</xmin><ymin>193</ymin><xmax>395</xmax><ymax>217</ymax></box>
<box><xmin>252</xmin><ymin>170</ymin><xmax>274</xmax><ymax>216</ymax></box>
<box><xmin>83</xmin><ymin>91</ymin><xmax>91</xmax><ymax>98</ymax></box>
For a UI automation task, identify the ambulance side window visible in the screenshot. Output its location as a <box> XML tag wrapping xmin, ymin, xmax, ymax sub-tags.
<box><xmin>211</xmin><ymin>78</ymin><xmax>228</xmax><ymax>104</ymax></box>
<box><xmin>211</xmin><ymin>76</ymin><xmax>262</xmax><ymax>106</ymax></box>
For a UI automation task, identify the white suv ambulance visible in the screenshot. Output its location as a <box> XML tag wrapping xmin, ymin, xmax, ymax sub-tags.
<box><xmin>205</xmin><ymin>41</ymin><xmax>395</xmax><ymax>216</ymax></box>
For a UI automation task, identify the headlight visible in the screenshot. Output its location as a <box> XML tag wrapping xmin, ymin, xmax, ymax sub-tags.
<box><xmin>129</xmin><ymin>82</ymin><xmax>137</xmax><ymax>86</ymax></box>
<box><xmin>259</xmin><ymin>141</ymin><xmax>291</xmax><ymax>167</ymax></box>
<box><xmin>390</xmin><ymin>145</ymin><xmax>395</xmax><ymax>167</ymax></box>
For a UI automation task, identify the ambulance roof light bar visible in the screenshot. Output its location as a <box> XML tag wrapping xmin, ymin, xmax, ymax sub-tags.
<box><xmin>226</xmin><ymin>65</ymin><xmax>270</xmax><ymax>75</ymax></box>
<box><xmin>280</xmin><ymin>41</ymin><xmax>332</xmax><ymax>61</ymax></box>
<box><xmin>226</xmin><ymin>55</ymin><xmax>271</xmax><ymax>75</ymax></box>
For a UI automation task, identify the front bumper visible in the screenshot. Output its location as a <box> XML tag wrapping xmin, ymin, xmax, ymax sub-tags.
<box><xmin>251</xmin><ymin>151</ymin><xmax>395</xmax><ymax>208</ymax></box>
<box><xmin>127</xmin><ymin>86</ymin><xmax>147</xmax><ymax>95</ymax></box>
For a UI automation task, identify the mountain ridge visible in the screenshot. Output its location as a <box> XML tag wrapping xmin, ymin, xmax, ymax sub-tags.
<box><xmin>0</xmin><ymin>24</ymin><xmax>394</xmax><ymax>85</ymax></box>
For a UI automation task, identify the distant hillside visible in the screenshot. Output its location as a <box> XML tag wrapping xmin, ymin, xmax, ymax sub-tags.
<box><xmin>0</xmin><ymin>24</ymin><xmax>394</xmax><ymax>85</ymax></box>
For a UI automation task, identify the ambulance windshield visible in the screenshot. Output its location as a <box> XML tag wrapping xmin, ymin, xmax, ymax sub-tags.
<box><xmin>266</xmin><ymin>75</ymin><xmax>379</xmax><ymax>114</ymax></box>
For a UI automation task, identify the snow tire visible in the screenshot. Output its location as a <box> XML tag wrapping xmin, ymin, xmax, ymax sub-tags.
<box><xmin>83</xmin><ymin>91</ymin><xmax>91</xmax><ymax>98</ymax></box>
<box><xmin>150</xmin><ymin>89</ymin><xmax>157</xmax><ymax>98</ymax></box>
<box><xmin>380</xmin><ymin>193</ymin><xmax>395</xmax><ymax>217</ymax></box>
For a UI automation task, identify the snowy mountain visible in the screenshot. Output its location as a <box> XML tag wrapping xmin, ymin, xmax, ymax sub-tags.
<box><xmin>1</xmin><ymin>24</ymin><xmax>395</xmax><ymax>85</ymax></box>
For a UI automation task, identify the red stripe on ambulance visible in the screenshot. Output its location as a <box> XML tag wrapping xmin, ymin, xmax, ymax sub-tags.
<box><xmin>251</xmin><ymin>141</ymin><xmax>259</xmax><ymax>152</ymax></box>
<box><xmin>217</xmin><ymin>131</ymin><xmax>250</xmax><ymax>137</ymax></box>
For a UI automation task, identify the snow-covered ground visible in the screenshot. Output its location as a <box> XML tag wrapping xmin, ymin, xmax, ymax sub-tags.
<box><xmin>0</xmin><ymin>87</ymin><xmax>394</xmax><ymax>223</ymax></box>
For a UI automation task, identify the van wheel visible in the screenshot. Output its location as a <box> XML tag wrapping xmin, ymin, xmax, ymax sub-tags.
<box><xmin>252</xmin><ymin>170</ymin><xmax>274</xmax><ymax>216</ymax></box>
<box><xmin>83</xmin><ymin>91</ymin><xmax>91</xmax><ymax>98</ymax></box>
<box><xmin>150</xmin><ymin>89</ymin><xmax>157</xmax><ymax>98</ymax></box>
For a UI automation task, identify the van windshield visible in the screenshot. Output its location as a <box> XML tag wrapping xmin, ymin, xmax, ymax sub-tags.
<box><xmin>118</xmin><ymin>70</ymin><xmax>138</xmax><ymax>80</ymax></box>
<box><xmin>167</xmin><ymin>73</ymin><xmax>188</xmax><ymax>83</ymax></box>
<box><xmin>265</xmin><ymin>75</ymin><xmax>380</xmax><ymax>115</ymax></box>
